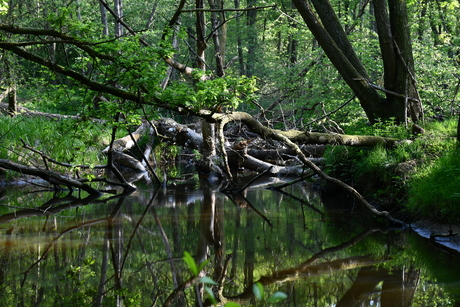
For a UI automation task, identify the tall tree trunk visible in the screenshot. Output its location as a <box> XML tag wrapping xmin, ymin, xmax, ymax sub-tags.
<box><xmin>374</xmin><ymin>0</ymin><xmax>423</xmax><ymax>123</ymax></box>
<box><xmin>114</xmin><ymin>0</ymin><xmax>123</xmax><ymax>38</ymax></box>
<box><xmin>195</xmin><ymin>0</ymin><xmax>207</xmax><ymax>70</ymax></box>
<box><xmin>234</xmin><ymin>0</ymin><xmax>245</xmax><ymax>75</ymax></box>
<box><xmin>3</xmin><ymin>49</ymin><xmax>17</xmax><ymax>117</ymax></box>
<box><xmin>208</xmin><ymin>0</ymin><xmax>225</xmax><ymax>77</ymax></box>
<box><xmin>246</xmin><ymin>0</ymin><xmax>257</xmax><ymax>77</ymax></box>
<box><xmin>292</xmin><ymin>0</ymin><xmax>385</xmax><ymax>124</ymax></box>
<box><xmin>100</xmin><ymin>2</ymin><xmax>109</xmax><ymax>36</ymax></box>
<box><xmin>309</xmin><ymin>0</ymin><xmax>370</xmax><ymax>79</ymax></box>
<box><xmin>293</xmin><ymin>0</ymin><xmax>423</xmax><ymax>124</ymax></box>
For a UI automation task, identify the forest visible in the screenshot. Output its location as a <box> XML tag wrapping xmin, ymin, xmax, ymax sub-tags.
<box><xmin>0</xmin><ymin>0</ymin><xmax>460</xmax><ymax>229</ymax></box>
<box><xmin>1</xmin><ymin>0</ymin><xmax>460</xmax><ymax>305</ymax></box>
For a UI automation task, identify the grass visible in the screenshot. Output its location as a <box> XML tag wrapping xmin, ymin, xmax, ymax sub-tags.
<box><xmin>407</xmin><ymin>149</ymin><xmax>460</xmax><ymax>223</ymax></box>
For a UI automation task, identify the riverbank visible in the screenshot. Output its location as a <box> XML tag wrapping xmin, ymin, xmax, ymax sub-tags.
<box><xmin>321</xmin><ymin>117</ymin><xmax>460</xmax><ymax>254</ymax></box>
<box><xmin>411</xmin><ymin>220</ymin><xmax>460</xmax><ymax>255</ymax></box>
<box><xmin>324</xmin><ymin>118</ymin><xmax>460</xmax><ymax>223</ymax></box>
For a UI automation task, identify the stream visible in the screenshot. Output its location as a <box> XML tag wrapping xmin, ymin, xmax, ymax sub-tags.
<box><xmin>0</xmin><ymin>178</ymin><xmax>460</xmax><ymax>306</ymax></box>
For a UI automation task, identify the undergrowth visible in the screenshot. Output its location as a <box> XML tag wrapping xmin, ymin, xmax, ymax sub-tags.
<box><xmin>325</xmin><ymin>117</ymin><xmax>460</xmax><ymax>222</ymax></box>
<box><xmin>407</xmin><ymin>149</ymin><xmax>460</xmax><ymax>223</ymax></box>
<box><xmin>0</xmin><ymin>116</ymin><xmax>119</xmax><ymax>177</ymax></box>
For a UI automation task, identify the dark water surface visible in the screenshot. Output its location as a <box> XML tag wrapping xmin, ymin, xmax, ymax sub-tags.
<box><xmin>1</xmin><ymin>179</ymin><xmax>460</xmax><ymax>306</ymax></box>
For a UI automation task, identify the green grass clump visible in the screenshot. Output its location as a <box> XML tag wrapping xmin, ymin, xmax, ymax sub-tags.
<box><xmin>407</xmin><ymin>148</ymin><xmax>460</xmax><ymax>223</ymax></box>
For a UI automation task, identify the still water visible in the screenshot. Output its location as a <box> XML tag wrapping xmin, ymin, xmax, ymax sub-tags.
<box><xmin>1</xmin><ymin>179</ymin><xmax>460</xmax><ymax>306</ymax></box>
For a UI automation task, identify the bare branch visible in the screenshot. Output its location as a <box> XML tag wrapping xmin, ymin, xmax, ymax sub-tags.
<box><xmin>180</xmin><ymin>5</ymin><xmax>276</xmax><ymax>12</ymax></box>
<box><xmin>0</xmin><ymin>159</ymin><xmax>101</xmax><ymax>195</ymax></box>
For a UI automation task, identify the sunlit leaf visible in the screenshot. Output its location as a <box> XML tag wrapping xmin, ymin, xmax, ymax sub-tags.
<box><xmin>204</xmin><ymin>286</ymin><xmax>217</xmax><ymax>304</ymax></box>
<box><xmin>252</xmin><ymin>282</ymin><xmax>264</xmax><ymax>301</ymax></box>
<box><xmin>266</xmin><ymin>291</ymin><xmax>288</xmax><ymax>303</ymax></box>
<box><xmin>200</xmin><ymin>276</ymin><xmax>218</xmax><ymax>285</ymax></box>
<box><xmin>0</xmin><ymin>0</ymin><xmax>8</xmax><ymax>14</ymax></box>
<box><xmin>182</xmin><ymin>251</ymin><xmax>198</xmax><ymax>276</ymax></box>
<box><xmin>224</xmin><ymin>302</ymin><xmax>241</xmax><ymax>307</ymax></box>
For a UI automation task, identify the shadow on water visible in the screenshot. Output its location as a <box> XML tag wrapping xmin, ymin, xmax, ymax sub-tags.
<box><xmin>1</xmin><ymin>179</ymin><xmax>460</xmax><ymax>306</ymax></box>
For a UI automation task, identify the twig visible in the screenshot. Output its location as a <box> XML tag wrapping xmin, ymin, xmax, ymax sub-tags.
<box><xmin>237</xmin><ymin>166</ymin><xmax>273</xmax><ymax>192</ymax></box>
<box><xmin>20</xmin><ymin>139</ymin><xmax>107</xmax><ymax>169</ymax></box>
<box><xmin>267</xmin><ymin>172</ymin><xmax>315</xmax><ymax>190</ymax></box>
<box><xmin>306</xmin><ymin>95</ymin><xmax>355</xmax><ymax>126</ymax></box>
<box><xmin>357</xmin><ymin>79</ymin><xmax>420</xmax><ymax>103</ymax></box>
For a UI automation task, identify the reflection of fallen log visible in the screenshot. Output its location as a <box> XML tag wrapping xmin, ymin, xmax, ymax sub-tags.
<box><xmin>0</xmin><ymin>193</ymin><xmax>86</xmax><ymax>224</ymax></box>
<box><xmin>336</xmin><ymin>266</ymin><xmax>420</xmax><ymax>307</ymax></box>
<box><xmin>214</xmin><ymin>111</ymin><xmax>406</xmax><ymax>225</ymax></box>
<box><xmin>221</xmin><ymin>227</ymin><xmax>389</xmax><ymax>305</ymax></box>
<box><xmin>430</xmin><ymin>231</ymin><xmax>458</xmax><ymax>240</ymax></box>
<box><xmin>0</xmin><ymin>159</ymin><xmax>101</xmax><ymax>195</ymax></box>
<box><xmin>224</xmin><ymin>255</ymin><xmax>385</xmax><ymax>305</ymax></box>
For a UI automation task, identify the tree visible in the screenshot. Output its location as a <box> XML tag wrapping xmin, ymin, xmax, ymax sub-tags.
<box><xmin>292</xmin><ymin>0</ymin><xmax>424</xmax><ymax>124</ymax></box>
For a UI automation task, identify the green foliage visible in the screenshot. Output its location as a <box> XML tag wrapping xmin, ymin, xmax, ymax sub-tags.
<box><xmin>182</xmin><ymin>252</ymin><xmax>287</xmax><ymax>306</ymax></box>
<box><xmin>0</xmin><ymin>116</ymin><xmax>116</xmax><ymax>178</ymax></box>
<box><xmin>160</xmin><ymin>75</ymin><xmax>258</xmax><ymax>111</ymax></box>
<box><xmin>182</xmin><ymin>251</ymin><xmax>209</xmax><ymax>277</ymax></box>
<box><xmin>0</xmin><ymin>0</ymin><xmax>7</xmax><ymax>14</ymax></box>
<box><xmin>408</xmin><ymin>148</ymin><xmax>460</xmax><ymax>223</ymax></box>
<box><xmin>325</xmin><ymin>117</ymin><xmax>460</xmax><ymax>220</ymax></box>
<box><xmin>253</xmin><ymin>282</ymin><xmax>288</xmax><ymax>304</ymax></box>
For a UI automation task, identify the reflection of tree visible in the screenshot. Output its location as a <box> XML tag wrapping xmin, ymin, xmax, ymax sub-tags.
<box><xmin>0</xmin><ymin>184</ymin><xmax>427</xmax><ymax>306</ymax></box>
<box><xmin>222</xmin><ymin>228</ymin><xmax>391</xmax><ymax>305</ymax></box>
<box><xmin>337</xmin><ymin>266</ymin><xmax>420</xmax><ymax>307</ymax></box>
<box><xmin>163</xmin><ymin>186</ymin><xmax>226</xmax><ymax>306</ymax></box>
<box><xmin>19</xmin><ymin>193</ymin><xmax>126</xmax><ymax>285</ymax></box>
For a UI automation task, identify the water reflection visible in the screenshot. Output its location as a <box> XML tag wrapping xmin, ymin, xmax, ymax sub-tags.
<box><xmin>0</xmin><ymin>181</ymin><xmax>459</xmax><ymax>306</ymax></box>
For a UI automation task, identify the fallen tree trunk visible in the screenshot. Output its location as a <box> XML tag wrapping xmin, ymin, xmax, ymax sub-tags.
<box><xmin>237</xmin><ymin>152</ymin><xmax>312</xmax><ymax>176</ymax></box>
<box><xmin>213</xmin><ymin>111</ymin><xmax>405</xmax><ymax>225</ymax></box>
<box><xmin>216</xmin><ymin>111</ymin><xmax>399</xmax><ymax>147</ymax></box>
<box><xmin>104</xmin><ymin>116</ymin><xmax>402</xmax><ymax>180</ymax></box>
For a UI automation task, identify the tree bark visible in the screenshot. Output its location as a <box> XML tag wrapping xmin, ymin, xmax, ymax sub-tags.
<box><xmin>293</xmin><ymin>0</ymin><xmax>423</xmax><ymax>124</ymax></box>
<box><xmin>388</xmin><ymin>0</ymin><xmax>423</xmax><ymax>123</ymax></box>
<box><xmin>113</xmin><ymin>0</ymin><xmax>123</xmax><ymax>37</ymax></box>
<box><xmin>100</xmin><ymin>1</ymin><xmax>109</xmax><ymax>36</ymax></box>
<box><xmin>245</xmin><ymin>0</ymin><xmax>257</xmax><ymax>77</ymax></box>
<box><xmin>292</xmin><ymin>0</ymin><xmax>385</xmax><ymax>124</ymax></box>
<box><xmin>195</xmin><ymin>0</ymin><xmax>207</xmax><ymax>70</ymax></box>
<box><xmin>7</xmin><ymin>87</ymin><xmax>16</xmax><ymax>117</ymax></box>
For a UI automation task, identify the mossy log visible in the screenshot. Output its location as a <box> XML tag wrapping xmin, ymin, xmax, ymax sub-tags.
<box><xmin>214</xmin><ymin>111</ymin><xmax>398</xmax><ymax>148</ymax></box>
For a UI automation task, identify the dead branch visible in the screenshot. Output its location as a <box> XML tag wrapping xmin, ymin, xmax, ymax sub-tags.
<box><xmin>0</xmin><ymin>159</ymin><xmax>101</xmax><ymax>195</ymax></box>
